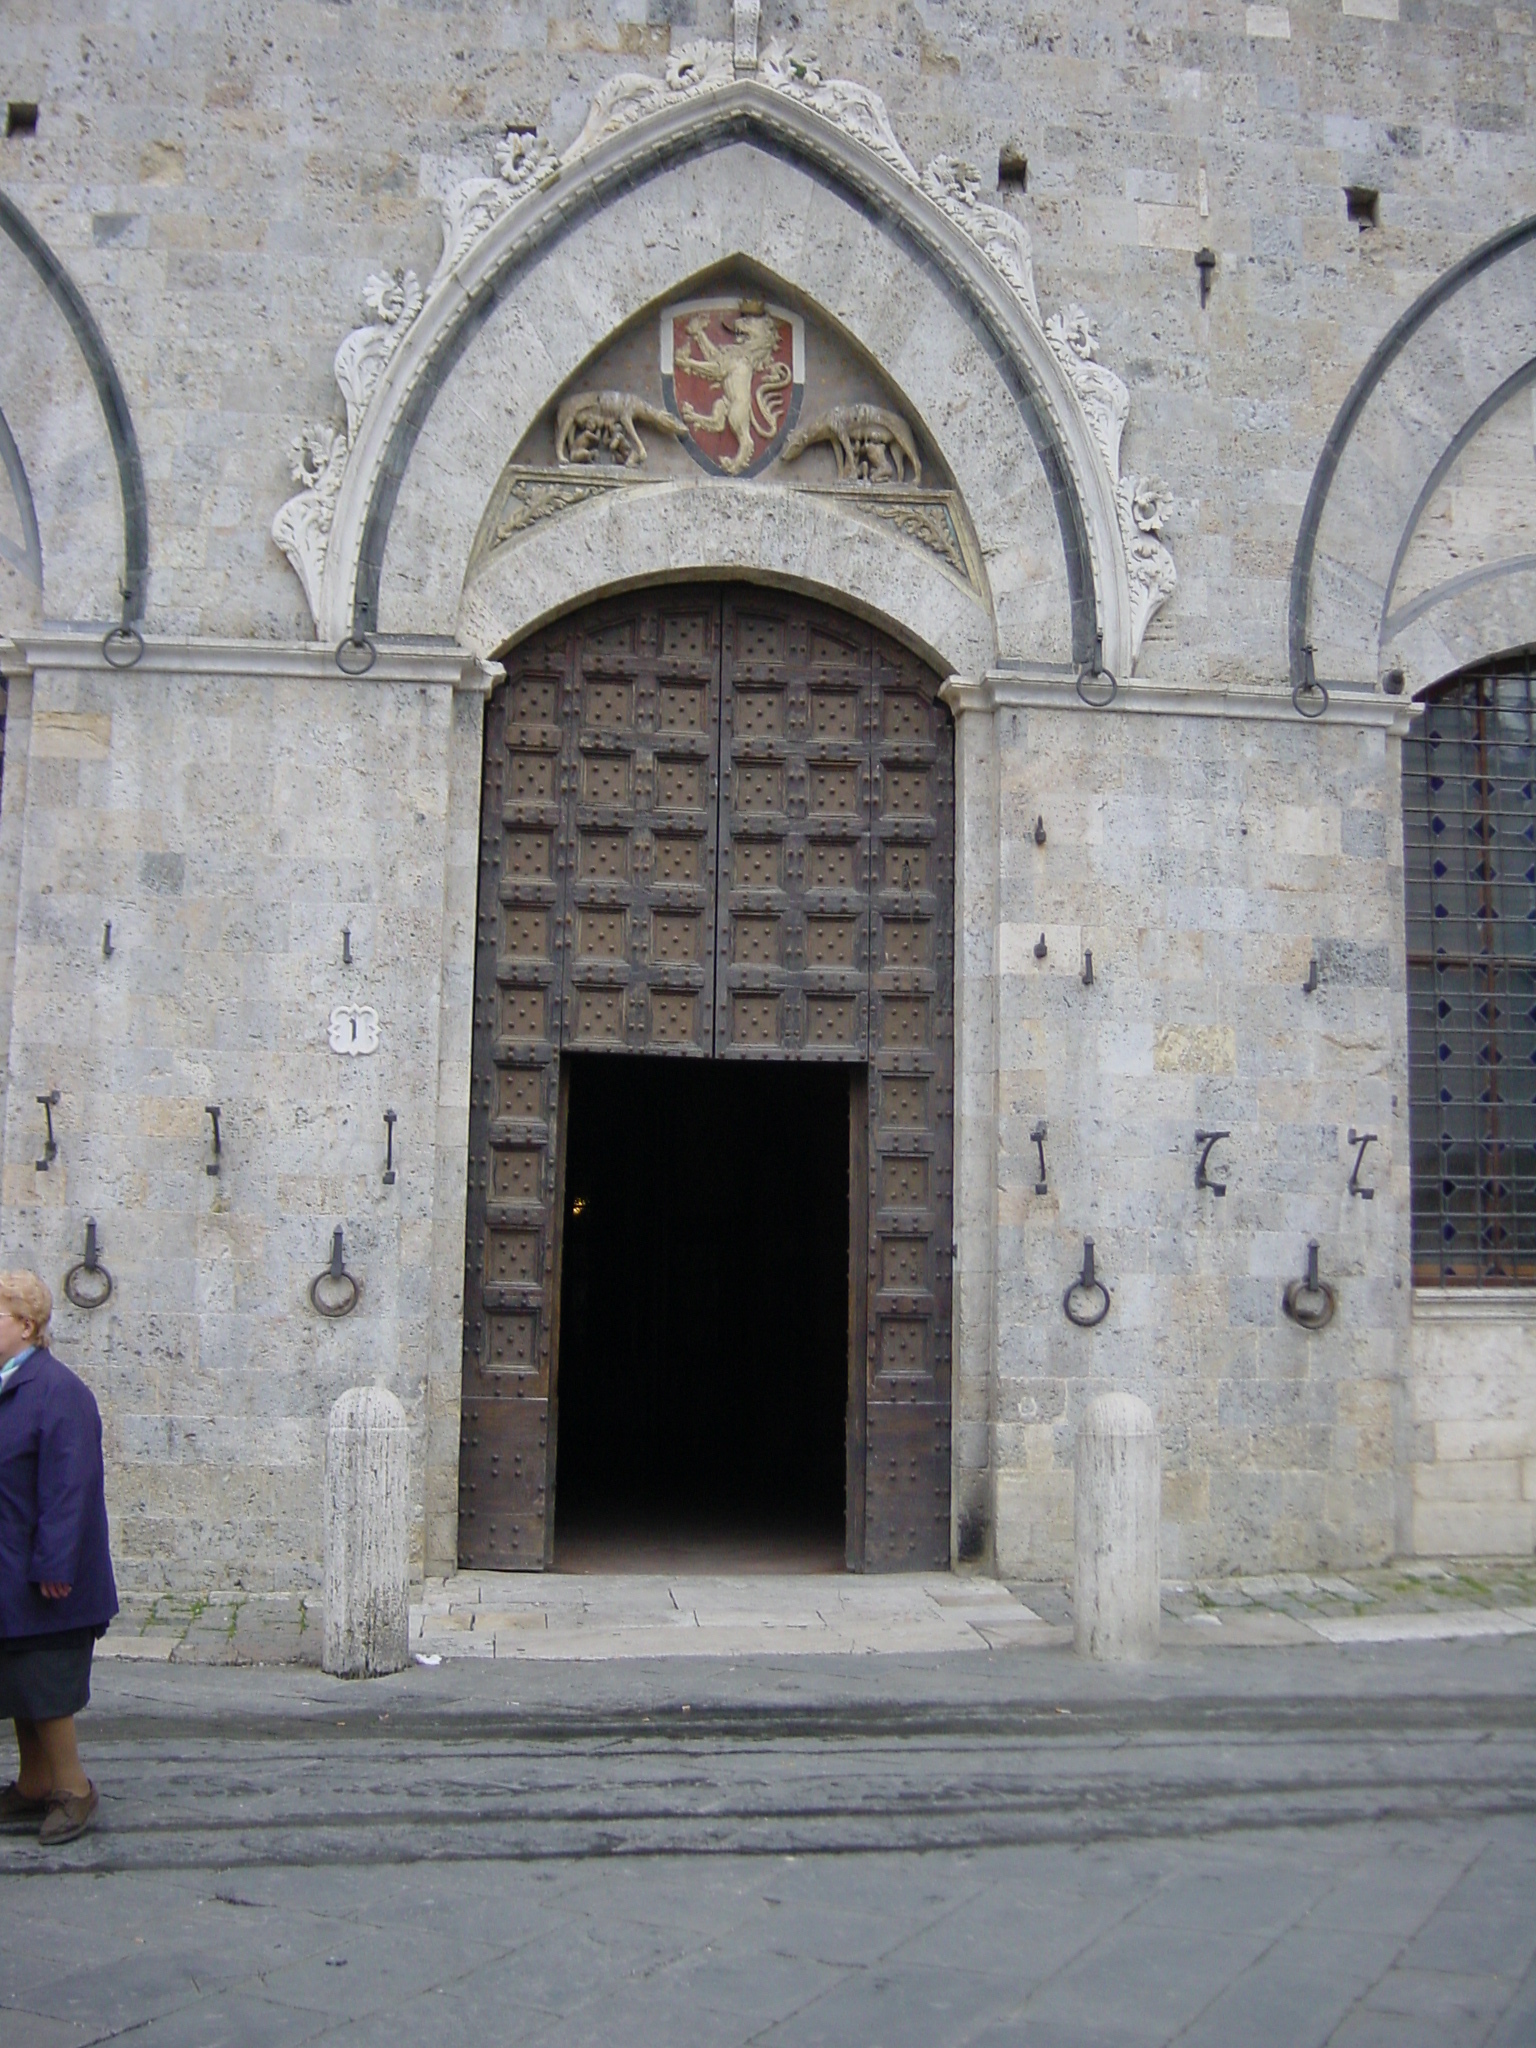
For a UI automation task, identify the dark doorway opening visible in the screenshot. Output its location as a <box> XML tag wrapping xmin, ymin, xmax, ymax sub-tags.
<box><xmin>553</xmin><ymin>1055</ymin><xmax>851</xmax><ymax>1572</ymax></box>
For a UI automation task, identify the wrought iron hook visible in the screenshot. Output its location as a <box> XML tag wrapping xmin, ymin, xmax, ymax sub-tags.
<box><xmin>1194</xmin><ymin>1129</ymin><xmax>1230</xmax><ymax>1197</ymax></box>
<box><xmin>1347</xmin><ymin>1128</ymin><xmax>1378</xmax><ymax>1200</ymax></box>
<box><xmin>1030</xmin><ymin>1121</ymin><xmax>1048</xmax><ymax>1196</ymax></box>
<box><xmin>35</xmin><ymin>1090</ymin><xmax>59</xmax><ymax>1172</ymax></box>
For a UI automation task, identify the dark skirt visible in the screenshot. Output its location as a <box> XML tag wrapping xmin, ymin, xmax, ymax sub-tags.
<box><xmin>0</xmin><ymin>1625</ymin><xmax>101</xmax><ymax>1720</ymax></box>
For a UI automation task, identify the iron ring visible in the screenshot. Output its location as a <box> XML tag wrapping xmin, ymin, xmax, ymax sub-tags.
<box><xmin>335</xmin><ymin>632</ymin><xmax>377</xmax><ymax>677</ymax></box>
<box><xmin>1063</xmin><ymin>1278</ymin><xmax>1111</xmax><ymax>1328</ymax></box>
<box><xmin>1282</xmin><ymin>1277</ymin><xmax>1336</xmax><ymax>1330</ymax></box>
<box><xmin>102</xmin><ymin>624</ymin><xmax>144</xmax><ymax>670</ymax></box>
<box><xmin>1292</xmin><ymin>675</ymin><xmax>1329</xmax><ymax>720</ymax></box>
<box><xmin>63</xmin><ymin>1260</ymin><xmax>113</xmax><ymax>1311</ymax></box>
<box><xmin>309</xmin><ymin>1268</ymin><xmax>360</xmax><ymax>1318</ymax></box>
<box><xmin>1075</xmin><ymin>662</ymin><xmax>1118</xmax><ymax>709</ymax></box>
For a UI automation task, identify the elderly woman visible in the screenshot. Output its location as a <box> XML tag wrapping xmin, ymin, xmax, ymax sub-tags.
<box><xmin>0</xmin><ymin>1271</ymin><xmax>116</xmax><ymax>1843</ymax></box>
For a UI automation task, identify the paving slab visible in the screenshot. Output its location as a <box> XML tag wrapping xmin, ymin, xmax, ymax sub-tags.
<box><xmin>2</xmin><ymin>1640</ymin><xmax>1532</xmax><ymax>2046</ymax></box>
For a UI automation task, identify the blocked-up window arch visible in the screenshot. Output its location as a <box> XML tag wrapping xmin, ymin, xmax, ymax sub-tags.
<box><xmin>1404</xmin><ymin>653</ymin><xmax>1536</xmax><ymax>1285</ymax></box>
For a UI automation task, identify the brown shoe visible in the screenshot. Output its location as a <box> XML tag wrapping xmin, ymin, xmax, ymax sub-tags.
<box><xmin>0</xmin><ymin>1781</ymin><xmax>48</xmax><ymax>1824</ymax></box>
<box><xmin>38</xmin><ymin>1782</ymin><xmax>98</xmax><ymax>1845</ymax></box>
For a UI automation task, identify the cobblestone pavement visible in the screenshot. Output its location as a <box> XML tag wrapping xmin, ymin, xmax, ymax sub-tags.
<box><xmin>2</xmin><ymin>1637</ymin><xmax>1533</xmax><ymax>2045</ymax></box>
<box><xmin>99</xmin><ymin>1558</ymin><xmax>1536</xmax><ymax>1666</ymax></box>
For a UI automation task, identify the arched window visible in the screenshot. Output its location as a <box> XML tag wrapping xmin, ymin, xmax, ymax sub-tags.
<box><xmin>1404</xmin><ymin>654</ymin><xmax>1536</xmax><ymax>1285</ymax></box>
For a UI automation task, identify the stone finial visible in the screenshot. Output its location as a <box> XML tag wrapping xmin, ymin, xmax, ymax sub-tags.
<box><xmin>734</xmin><ymin>0</ymin><xmax>761</xmax><ymax>71</ymax></box>
<box><xmin>1074</xmin><ymin>1391</ymin><xmax>1161</xmax><ymax>1661</ymax></box>
<box><xmin>324</xmin><ymin>1386</ymin><xmax>410</xmax><ymax>1678</ymax></box>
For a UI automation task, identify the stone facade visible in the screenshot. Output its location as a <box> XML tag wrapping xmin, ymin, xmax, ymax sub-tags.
<box><xmin>0</xmin><ymin>0</ymin><xmax>1531</xmax><ymax>1592</ymax></box>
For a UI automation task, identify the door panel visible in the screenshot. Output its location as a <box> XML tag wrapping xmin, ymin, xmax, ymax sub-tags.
<box><xmin>716</xmin><ymin>595</ymin><xmax>870</xmax><ymax>1061</ymax></box>
<box><xmin>459</xmin><ymin>641</ymin><xmax>568</xmax><ymax>1571</ymax></box>
<box><xmin>866</xmin><ymin>632</ymin><xmax>954</xmax><ymax>1568</ymax></box>
<box><xmin>564</xmin><ymin>598</ymin><xmax>722</xmax><ymax>1056</ymax></box>
<box><xmin>463</xmin><ymin>585</ymin><xmax>953</xmax><ymax>1572</ymax></box>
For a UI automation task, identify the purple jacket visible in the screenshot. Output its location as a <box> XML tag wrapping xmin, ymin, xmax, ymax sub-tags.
<box><xmin>0</xmin><ymin>1347</ymin><xmax>118</xmax><ymax>1638</ymax></box>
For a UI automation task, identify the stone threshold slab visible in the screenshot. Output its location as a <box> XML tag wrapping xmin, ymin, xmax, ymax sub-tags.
<box><xmin>410</xmin><ymin>1571</ymin><xmax>1057</xmax><ymax>1660</ymax></box>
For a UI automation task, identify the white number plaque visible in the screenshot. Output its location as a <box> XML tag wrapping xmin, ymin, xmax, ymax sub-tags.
<box><xmin>328</xmin><ymin>1004</ymin><xmax>380</xmax><ymax>1056</ymax></box>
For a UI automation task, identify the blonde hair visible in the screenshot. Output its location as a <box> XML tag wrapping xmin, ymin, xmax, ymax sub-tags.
<box><xmin>0</xmin><ymin>1270</ymin><xmax>51</xmax><ymax>1343</ymax></box>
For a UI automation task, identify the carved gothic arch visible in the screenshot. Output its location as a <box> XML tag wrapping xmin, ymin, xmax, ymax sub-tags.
<box><xmin>275</xmin><ymin>59</ymin><xmax>1175</xmax><ymax>681</ymax></box>
<box><xmin>1290</xmin><ymin>211</ymin><xmax>1536</xmax><ymax>697</ymax></box>
<box><xmin>0</xmin><ymin>190</ymin><xmax>147</xmax><ymax>631</ymax></box>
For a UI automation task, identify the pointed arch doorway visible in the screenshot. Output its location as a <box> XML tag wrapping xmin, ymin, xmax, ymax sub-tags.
<box><xmin>459</xmin><ymin>582</ymin><xmax>954</xmax><ymax>1572</ymax></box>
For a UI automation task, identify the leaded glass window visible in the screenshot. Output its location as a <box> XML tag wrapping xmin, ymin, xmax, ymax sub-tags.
<box><xmin>1403</xmin><ymin>657</ymin><xmax>1536</xmax><ymax>1285</ymax></box>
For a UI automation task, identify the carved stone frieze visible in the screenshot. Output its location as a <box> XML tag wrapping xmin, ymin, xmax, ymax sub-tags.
<box><xmin>471</xmin><ymin>462</ymin><xmax>981</xmax><ymax>597</ymax></box>
<box><xmin>556</xmin><ymin>391</ymin><xmax>686</xmax><ymax>466</ymax></box>
<box><xmin>471</xmin><ymin>466</ymin><xmax>666</xmax><ymax>569</ymax></box>
<box><xmin>273</xmin><ymin>37</ymin><xmax>1173</xmax><ymax>661</ymax></box>
<box><xmin>781</xmin><ymin>404</ymin><xmax>921</xmax><ymax>485</ymax></box>
<box><xmin>799</xmin><ymin>485</ymin><xmax>981</xmax><ymax>592</ymax></box>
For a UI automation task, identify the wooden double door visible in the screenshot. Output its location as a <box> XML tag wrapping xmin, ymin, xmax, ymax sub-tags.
<box><xmin>459</xmin><ymin>585</ymin><xmax>954</xmax><ymax>1570</ymax></box>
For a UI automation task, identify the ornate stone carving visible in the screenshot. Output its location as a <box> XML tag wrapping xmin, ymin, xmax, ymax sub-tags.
<box><xmin>922</xmin><ymin>156</ymin><xmax>1039</xmax><ymax>325</ymax></box>
<box><xmin>556</xmin><ymin>391</ymin><xmax>686</xmax><ymax>466</ymax></box>
<box><xmin>1046</xmin><ymin>306</ymin><xmax>1175</xmax><ymax>654</ymax></box>
<box><xmin>781</xmin><ymin>404</ymin><xmax>922</xmax><ymax>485</ymax></box>
<box><xmin>433</xmin><ymin>130</ymin><xmax>559</xmax><ymax>286</ymax></box>
<box><xmin>1118</xmin><ymin>476</ymin><xmax>1177</xmax><ymax>652</ymax></box>
<box><xmin>759</xmin><ymin>43</ymin><xmax>919</xmax><ymax>183</ymax></box>
<box><xmin>568</xmin><ymin>41</ymin><xmax>733</xmax><ymax>159</ymax></box>
<box><xmin>271</xmin><ymin>423</ymin><xmax>348</xmax><ymax>624</ymax></box>
<box><xmin>272</xmin><ymin>268</ymin><xmax>425</xmax><ymax>618</ymax></box>
<box><xmin>272</xmin><ymin>45</ymin><xmax>1174</xmax><ymax>662</ymax></box>
<box><xmin>1045</xmin><ymin>307</ymin><xmax>1128</xmax><ymax>479</ymax></box>
<box><xmin>334</xmin><ymin>269</ymin><xmax>423</xmax><ymax>442</ymax></box>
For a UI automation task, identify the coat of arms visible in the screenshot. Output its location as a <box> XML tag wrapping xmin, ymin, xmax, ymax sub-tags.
<box><xmin>661</xmin><ymin>298</ymin><xmax>804</xmax><ymax>477</ymax></box>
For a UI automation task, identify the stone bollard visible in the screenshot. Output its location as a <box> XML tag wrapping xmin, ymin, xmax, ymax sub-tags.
<box><xmin>324</xmin><ymin>1386</ymin><xmax>410</xmax><ymax>1678</ymax></box>
<box><xmin>1074</xmin><ymin>1391</ymin><xmax>1161</xmax><ymax>1661</ymax></box>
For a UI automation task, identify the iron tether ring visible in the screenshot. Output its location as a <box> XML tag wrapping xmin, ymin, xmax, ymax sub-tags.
<box><xmin>309</xmin><ymin>1226</ymin><xmax>360</xmax><ymax>1319</ymax></box>
<box><xmin>335</xmin><ymin>631</ymin><xmax>378</xmax><ymax>677</ymax></box>
<box><xmin>63</xmin><ymin>1218</ymin><xmax>112</xmax><ymax>1311</ymax></box>
<box><xmin>1075</xmin><ymin>630</ymin><xmax>1118</xmax><ymax>709</ymax></box>
<box><xmin>1292</xmin><ymin>644</ymin><xmax>1329</xmax><ymax>720</ymax></box>
<box><xmin>1063</xmin><ymin>1236</ymin><xmax>1111</xmax><ymax>1328</ymax></box>
<box><xmin>1282</xmin><ymin>1240</ymin><xmax>1336</xmax><ymax>1330</ymax></box>
<box><xmin>102</xmin><ymin>580</ymin><xmax>145</xmax><ymax>669</ymax></box>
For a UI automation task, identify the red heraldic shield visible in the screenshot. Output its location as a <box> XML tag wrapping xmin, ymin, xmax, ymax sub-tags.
<box><xmin>661</xmin><ymin>300</ymin><xmax>803</xmax><ymax>478</ymax></box>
